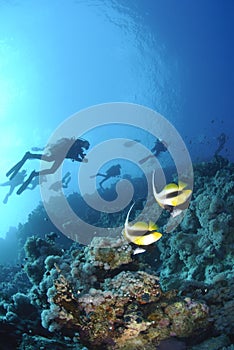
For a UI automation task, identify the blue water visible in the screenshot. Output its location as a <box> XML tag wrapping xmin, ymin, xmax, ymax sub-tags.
<box><xmin>0</xmin><ymin>0</ymin><xmax>233</xmax><ymax>237</ymax></box>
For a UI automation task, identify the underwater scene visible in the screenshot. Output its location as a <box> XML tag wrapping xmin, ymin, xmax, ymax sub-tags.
<box><xmin>0</xmin><ymin>1</ymin><xmax>234</xmax><ymax>349</ymax></box>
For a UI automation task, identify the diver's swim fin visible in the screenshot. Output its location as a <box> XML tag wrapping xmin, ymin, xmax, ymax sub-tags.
<box><xmin>17</xmin><ymin>170</ymin><xmax>37</xmax><ymax>195</ymax></box>
<box><xmin>6</xmin><ymin>152</ymin><xmax>30</xmax><ymax>180</ymax></box>
<box><xmin>6</xmin><ymin>161</ymin><xmax>24</xmax><ymax>179</ymax></box>
<box><xmin>139</xmin><ymin>154</ymin><xmax>154</xmax><ymax>164</ymax></box>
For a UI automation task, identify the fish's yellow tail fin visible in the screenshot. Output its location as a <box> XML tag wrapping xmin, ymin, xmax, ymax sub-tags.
<box><xmin>148</xmin><ymin>221</ymin><xmax>158</xmax><ymax>231</ymax></box>
<box><xmin>178</xmin><ymin>181</ymin><xmax>188</xmax><ymax>190</ymax></box>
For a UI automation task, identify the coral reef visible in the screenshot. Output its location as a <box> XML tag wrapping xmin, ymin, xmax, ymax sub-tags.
<box><xmin>37</xmin><ymin>237</ymin><xmax>209</xmax><ymax>349</ymax></box>
<box><xmin>190</xmin><ymin>334</ymin><xmax>231</xmax><ymax>350</ymax></box>
<box><xmin>158</xmin><ymin>156</ymin><xmax>234</xmax><ymax>289</ymax></box>
<box><xmin>88</xmin><ymin>236</ymin><xmax>133</xmax><ymax>270</ymax></box>
<box><xmin>0</xmin><ymin>234</ymin><xmax>211</xmax><ymax>349</ymax></box>
<box><xmin>0</xmin><ymin>156</ymin><xmax>233</xmax><ymax>349</ymax></box>
<box><xmin>18</xmin><ymin>333</ymin><xmax>88</xmax><ymax>350</ymax></box>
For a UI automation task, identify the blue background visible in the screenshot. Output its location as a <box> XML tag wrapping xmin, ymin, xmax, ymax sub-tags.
<box><xmin>0</xmin><ymin>0</ymin><xmax>233</xmax><ymax>237</ymax></box>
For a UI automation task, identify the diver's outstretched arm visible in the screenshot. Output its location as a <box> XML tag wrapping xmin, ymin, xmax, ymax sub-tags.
<box><xmin>0</xmin><ymin>181</ymin><xmax>11</xmax><ymax>187</ymax></box>
<box><xmin>6</xmin><ymin>152</ymin><xmax>44</xmax><ymax>180</ymax></box>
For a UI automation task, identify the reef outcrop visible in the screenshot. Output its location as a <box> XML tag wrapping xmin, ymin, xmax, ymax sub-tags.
<box><xmin>158</xmin><ymin>156</ymin><xmax>234</xmax><ymax>290</ymax></box>
<box><xmin>0</xmin><ymin>156</ymin><xmax>233</xmax><ymax>349</ymax></box>
<box><xmin>26</xmin><ymin>236</ymin><xmax>210</xmax><ymax>349</ymax></box>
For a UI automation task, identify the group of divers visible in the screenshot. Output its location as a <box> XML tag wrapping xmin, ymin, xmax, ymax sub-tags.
<box><xmin>1</xmin><ymin>137</ymin><xmax>192</xmax><ymax>253</ymax></box>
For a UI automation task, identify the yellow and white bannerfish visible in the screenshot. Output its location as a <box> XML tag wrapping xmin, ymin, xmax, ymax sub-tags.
<box><xmin>152</xmin><ymin>172</ymin><xmax>192</xmax><ymax>217</ymax></box>
<box><xmin>123</xmin><ymin>204</ymin><xmax>162</xmax><ymax>254</ymax></box>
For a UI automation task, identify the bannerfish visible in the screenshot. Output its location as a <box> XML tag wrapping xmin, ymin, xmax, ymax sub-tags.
<box><xmin>152</xmin><ymin>172</ymin><xmax>192</xmax><ymax>217</ymax></box>
<box><xmin>123</xmin><ymin>204</ymin><xmax>162</xmax><ymax>251</ymax></box>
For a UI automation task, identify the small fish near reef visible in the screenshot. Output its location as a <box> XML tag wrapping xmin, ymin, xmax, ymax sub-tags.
<box><xmin>123</xmin><ymin>203</ymin><xmax>162</xmax><ymax>254</ymax></box>
<box><xmin>152</xmin><ymin>172</ymin><xmax>192</xmax><ymax>218</ymax></box>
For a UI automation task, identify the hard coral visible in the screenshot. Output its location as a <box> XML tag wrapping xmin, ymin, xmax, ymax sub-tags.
<box><xmin>88</xmin><ymin>236</ymin><xmax>133</xmax><ymax>270</ymax></box>
<box><xmin>164</xmin><ymin>299</ymin><xmax>209</xmax><ymax>337</ymax></box>
<box><xmin>17</xmin><ymin>235</ymin><xmax>211</xmax><ymax>349</ymax></box>
<box><xmin>158</xmin><ymin>157</ymin><xmax>234</xmax><ymax>290</ymax></box>
<box><xmin>39</xmin><ymin>250</ymin><xmax>209</xmax><ymax>349</ymax></box>
<box><xmin>103</xmin><ymin>271</ymin><xmax>161</xmax><ymax>304</ymax></box>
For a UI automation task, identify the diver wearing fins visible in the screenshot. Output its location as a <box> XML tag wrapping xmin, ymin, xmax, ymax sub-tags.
<box><xmin>6</xmin><ymin>138</ymin><xmax>90</xmax><ymax>195</ymax></box>
<box><xmin>139</xmin><ymin>138</ymin><xmax>168</xmax><ymax>164</ymax></box>
<box><xmin>90</xmin><ymin>164</ymin><xmax>121</xmax><ymax>189</ymax></box>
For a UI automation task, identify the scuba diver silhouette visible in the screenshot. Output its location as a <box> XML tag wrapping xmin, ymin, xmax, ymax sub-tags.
<box><xmin>6</xmin><ymin>138</ymin><xmax>90</xmax><ymax>195</ymax></box>
<box><xmin>139</xmin><ymin>138</ymin><xmax>168</xmax><ymax>164</ymax></box>
<box><xmin>0</xmin><ymin>170</ymin><xmax>27</xmax><ymax>204</ymax></box>
<box><xmin>90</xmin><ymin>164</ymin><xmax>121</xmax><ymax>189</ymax></box>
